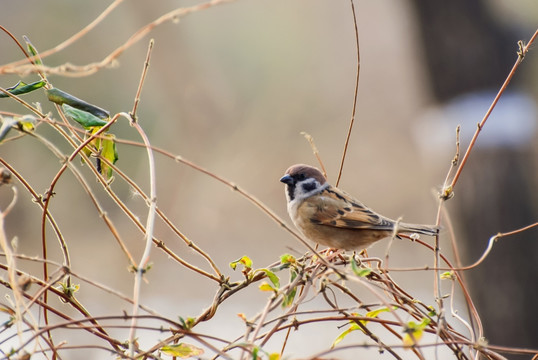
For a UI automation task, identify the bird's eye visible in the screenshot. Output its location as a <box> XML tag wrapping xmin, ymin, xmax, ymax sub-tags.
<box><xmin>297</xmin><ymin>173</ymin><xmax>306</xmax><ymax>180</ymax></box>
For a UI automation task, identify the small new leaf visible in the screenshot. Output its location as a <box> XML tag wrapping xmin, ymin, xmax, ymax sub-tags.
<box><xmin>403</xmin><ymin>317</ymin><xmax>431</xmax><ymax>348</ymax></box>
<box><xmin>230</xmin><ymin>255</ymin><xmax>252</xmax><ymax>271</ymax></box>
<box><xmin>178</xmin><ymin>316</ymin><xmax>196</xmax><ymax>331</ymax></box>
<box><xmin>440</xmin><ymin>271</ymin><xmax>455</xmax><ymax>280</ymax></box>
<box><xmin>58</xmin><ymin>282</ymin><xmax>80</xmax><ymax>299</ymax></box>
<box><xmin>351</xmin><ymin>256</ymin><xmax>372</xmax><ymax>277</ymax></box>
<box><xmin>259</xmin><ymin>282</ymin><xmax>276</xmax><ymax>292</ymax></box>
<box><xmin>160</xmin><ymin>343</ymin><xmax>203</xmax><ymax>358</ymax></box>
<box><xmin>280</xmin><ymin>253</ymin><xmax>296</xmax><ymax>265</ymax></box>
<box><xmin>255</xmin><ymin>268</ymin><xmax>280</xmax><ymax>288</ymax></box>
<box><xmin>24</xmin><ymin>36</ymin><xmax>44</xmax><ymax>66</ymax></box>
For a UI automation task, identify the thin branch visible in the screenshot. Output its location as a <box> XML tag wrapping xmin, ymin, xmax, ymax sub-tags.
<box><xmin>125</xmin><ymin>114</ymin><xmax>158</xmax><ymax>357</ymax></box>
<box><xmin>335</xmin><ymin>0</ymin><xmax>361</xmax><ymax>187</ymax></box>
<box><xmin>0</xmin><ymin>0</ymin><xmax>237</xmax><ymax>77</ymax></box>
<box><xmin>130</xmin><ymin>39</ymin><xmax>154</xmax><ymax>120</ymax></box>
<box><xmin>448</xmin><ymin>29</ymin><xmax>538</xmax><ymax>191</ymax></box>
<box><xmin>301</xmin><ymin>132</ymin><xmax>327</xmax><ymax>179</ymax></box>
<box><xmin>0</xmin><ymin>0</ymin><xmax>125</xmax><ymax>70</ymax></box>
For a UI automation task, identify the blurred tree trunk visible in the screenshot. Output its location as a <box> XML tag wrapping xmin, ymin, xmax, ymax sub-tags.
<box><xmin>409</xmin><ymin>0</ymin><xmax>538</xmax><ymax>355</ymax></box>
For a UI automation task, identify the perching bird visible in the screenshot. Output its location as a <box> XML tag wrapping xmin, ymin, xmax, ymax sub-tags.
<box><xmin>280</xmin><ymin>164</ymin><xmax>438</xmax><ymax>250</ymax></box>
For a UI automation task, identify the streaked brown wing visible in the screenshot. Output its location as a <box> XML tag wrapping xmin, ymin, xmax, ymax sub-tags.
<box><xmin>302</xmin><ymin>187</ymin><xmax>395</xmax><ymax>231</ymax></box>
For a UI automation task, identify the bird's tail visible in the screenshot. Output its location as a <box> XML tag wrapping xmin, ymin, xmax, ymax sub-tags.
<box><xmin>399</xmin><ymin>223</ymin><xmax>439</xmax><ymax>237</ymax></box>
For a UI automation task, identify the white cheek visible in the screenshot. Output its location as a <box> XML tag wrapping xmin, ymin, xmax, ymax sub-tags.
<box><xmin>294</xmin><ymin>180</ymin><xmax>327</xmax><ymax>201</ymax></box>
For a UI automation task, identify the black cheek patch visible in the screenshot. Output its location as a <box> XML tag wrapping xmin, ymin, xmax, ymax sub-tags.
<box><xmin>301</xmin><ymin>182</ymin><xmax>317</xmax><ymax>192</ymax></box>
<box><xmin>287</xmin><ymin>184</ymin><xmax>296</xmax><ymax>201</ymax></box>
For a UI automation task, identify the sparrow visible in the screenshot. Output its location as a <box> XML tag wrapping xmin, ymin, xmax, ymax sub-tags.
<box><xmin>280</xmin><ymin>164</ymin><xmax>438</xmax><ymax>250</ymax></box>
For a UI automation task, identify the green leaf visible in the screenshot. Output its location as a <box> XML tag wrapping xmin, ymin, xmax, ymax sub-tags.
<box><xmin>351</xmin><ymin>256</ymin><xmax>372</xmax><ymax>277</ymax></box>
<box><xmin>403</xmin><ymin>317</ymin><xmax>431</xmax><ymax>348</ymax></box>
<box><xmin>280</xmin><ymin>253</ymin><xmax>296</xmax><ymax>264</ymax></box>
<box><xmin>161</xmin><ymin>343</ymin><xmax>203</xmax><ymax>358</ymax></box>
<box><xmin>0</xmin><ymin>80</ymin><xmax>47</xmax><ymax>98</ymax></box>
<box><xmin>20</xmin><ymin>115</ymin><xmax>36</xmax><ymax>132</ymax></box>
<box><xmin>62</xmin><ymin>103</ymin><xmax>108</xmax><ymax>128</ymax></box>
<box><xmin>24</xmin><ymin>36</ymin><xmax>43</xmax><ymax>66</ymax></box>
<box><xmin>47</xmin><ymin>88</ymin><xmax>110</xmax><ymax>120</ymax></box>
<box><xmin>58</xmin><ymin>282</ymin><xmax>80</xmax><ymax>299</ymax></box>
<box><xmin>255</xmin><ymin>268</ymin><xmax>280</xmax><ymax>288</ymax></box>
<box><xmin>281</xmin><ymin>270</ymin><xmax>297</xmax><ymax>307</ymax></box>
<box><xmin>440</xmin><ymin>271</ymin><xmax>455</xmax><ymax>280</ymax></box>
<box><xmin>358</xmin><ymin>307</ymin><xmax>395</xmax><ymax>329</ymax></box>
<box><xmin>99</xmin><ymin>133</ymin><xmax>118</xmax><ymax>179</ymax></box>
<box><xmin>332</xmin><ymin>307</ymin><xmax>396</xmax><ymax>348</ymax></box>
<box><xmin>365</xmin><ymin>307</ymin><xmax>394</xmax><ymax>320</ymax></box>
<box><xmin>230</xmin><ymin>255</ymin><xmax>252</xmax><ymax>270</ymax></box>
<box><xmin>259</xmin><ymin>282</ymin><xmax>276</xmax><ymax>292</ymax></box>
<box><xmin>178</xmin><ymin>316</ymin><xmax>196</xmax><ymax>330</ymax></box>
<box><xmin>252</xmin><ymin>346</ymin><xmax>259</xmax><ymax>360</ymax></box>
<box><xmin>332</xmin><ymin>322</ymin><xmax>360</xmax><ymax>348</ymax></box>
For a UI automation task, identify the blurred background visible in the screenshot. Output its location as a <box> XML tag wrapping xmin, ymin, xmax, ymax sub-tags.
<box><xmin>1</xmin><ymin>0</ymin><xmax>537</xmax><ymax>358</ymax></box>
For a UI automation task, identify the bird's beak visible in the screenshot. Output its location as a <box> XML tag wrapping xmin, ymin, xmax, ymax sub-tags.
<box><xmin>280</xmin><ymin>174</ymin><xmax>295</xmax><ymax>185</ymax></box>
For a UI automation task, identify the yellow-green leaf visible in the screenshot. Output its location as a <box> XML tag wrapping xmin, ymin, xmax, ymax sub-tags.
<box><xmin>281</xmin><ymin>270</ymin><xmax>298</xmax><ymax>307</ymax></box>
<box><xmin>178</xmin><ymin>316</ymin><xmax>196</xmax><ymax>330</ymax></box>
<box><xmin>403</xmin><ymin>326</ymin><xmax>423</xmax><ymax>348</ymax></box>
<box><xmin>403</xmin><ymin>318</ymin><xmax>431</xmax><ymax>348</ymax></box>
<box><xmin>20</xmin><ymin>115</ymin><xmax>36</xmax><ymax>132</ymax></box>
<box><xmin>259</xmin><ymin>282</ymin><xmax>276</xmax><ymax>292</ymax></box>
<box><xmin>280</xmin><ymin>253</ymin><xmax>296</xmax><ymax>264</ymax></box>
<box><xmin>365</xmin><ymin>307</ymin><xmax>394</xmax><ymax>320</ymax></box>
<box><xmin>333</xmin><ymin>307</ymin><xmax>397</xmax><ymax>348</ymax></box>
<box><xmin>332</xmin><ymin>323</ymin><xmax>360</xmax><ymax>348</ymax></box>
<box><xmin>161</xmin><ymin>343</ymin><xmax>203</xmax><ymax>358</ymax></box>
<box><xmin>351</xmin><ymin>256</ymin><xmax>372</xmax><ymax>277</ymax></box>
<box><xmin>230</xmin><ymin>255</ymin><xmax>252</xmax><ymax>270</ymax></box>
<box><xmin>255</xmin><ymin>268</ymin><xmax>280</xmax><ymax>288</ymax></box>
<box><xmin>99</xmin><ymin>133</ymin><xmax>118</xmax><ymax>179</ymax></box>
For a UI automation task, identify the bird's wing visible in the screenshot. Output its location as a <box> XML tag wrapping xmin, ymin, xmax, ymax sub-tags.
<box><xmin>302</xmin><ymin>186</ymin><xmax>395</xmax><ymax>231</ymax></box>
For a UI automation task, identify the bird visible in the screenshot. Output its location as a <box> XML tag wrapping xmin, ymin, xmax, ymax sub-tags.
<box><xmin>280</xmin><ymin>164</ymin><xmax>438</xmax><ymax>250</ymax></box>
